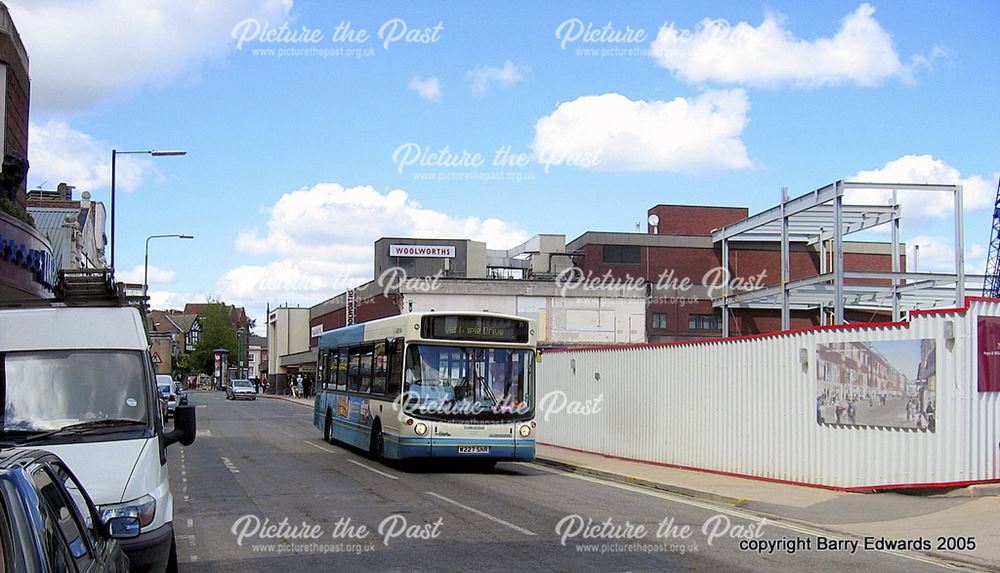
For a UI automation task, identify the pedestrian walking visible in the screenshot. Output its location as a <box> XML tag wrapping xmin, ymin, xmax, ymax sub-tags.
<box><xmin>295</xmin><ymin>374</ymin><xmax>304</xmax><ymax>399</ymax></box>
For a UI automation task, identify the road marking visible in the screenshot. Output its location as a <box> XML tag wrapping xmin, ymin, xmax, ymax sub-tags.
<box><xmin>221</xmin><ymin>457</ymin><xmax>240</xmax><ymax>474</ymax></box>
<box><xmin>278</xmin><ymin>428</ymin><xmax>297</xmax><ymax>438</ymax></box>
<box><xmin>346</xmin><ymin>459</ymin><xmax>399</xmax><ymax>480</ymax></box>
<box><xmin>425</xmin><ymin>491</ymin><xmax>536</xmax><ymax>536</ymax></box>
<box><xmin>197</xmin><ymin>430</ymin><xmax>212</xmax><ymax>437</ymax></box>
<box><xmin>303</xmin><ymin>440</ymin><xmax>340</xmax><ymax>454</ymax></box>
<box><xmin>190</xmin><ymin>555</ymin><xmax>198</xmax><ymax>562</ymax></box>
<box><xmin>176</xmin><ymin>534</ymin><xmax>197</xmax><ymax>546</ymax></box>
<box><xmin>530</xmin><ymin>464</ymin><xmax>955</xmax><ymax>570</ymax></box>
<box><xmin>186</xmin><ymin>519</ymin><xmax>193</xmax><ymax>528</ymax></box>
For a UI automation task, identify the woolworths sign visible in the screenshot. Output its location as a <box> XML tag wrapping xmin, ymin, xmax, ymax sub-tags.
<box><xmin>388</xmin><ymin>244</ymin><xmax>456</xmax><ymax>258</ymax></box>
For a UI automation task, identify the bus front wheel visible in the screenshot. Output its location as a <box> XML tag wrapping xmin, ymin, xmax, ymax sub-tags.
<box><xmin>324</xmin><ymin>410</ymin><xmax>333</xmax><ymax>443</ymax></box>
<box><xmin>369</xmin><ymin>423</ymin><xmax>384</xmax><ymax>462</ymax></box>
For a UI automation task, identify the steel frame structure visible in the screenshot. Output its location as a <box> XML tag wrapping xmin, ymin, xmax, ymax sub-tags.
<box><xmin>712</xmin><ymin>181</ymin><xmax>977</xmax><ymax>336</ymax></box>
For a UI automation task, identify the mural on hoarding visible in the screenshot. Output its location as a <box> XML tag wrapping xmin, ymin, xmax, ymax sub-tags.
<box><xmin>816</xmin><ymin>339</ymin><xmax>936</xmax><ymax>431</ymax></box>
<box><xmin>977</xmin><ymin>316</ymin><xmax>1000</xmax><ymax>392</ymax></box>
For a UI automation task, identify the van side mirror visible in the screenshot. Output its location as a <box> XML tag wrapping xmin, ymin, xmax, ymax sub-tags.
<box><xmin>165</xmin><ymin>405</ymin><xmax>196</xmax><ymax>447</ymax></box>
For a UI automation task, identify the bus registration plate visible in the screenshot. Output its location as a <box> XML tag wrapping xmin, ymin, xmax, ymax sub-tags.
<box><xmin>458</xmin><ymin>446</ymin><xmax>490</xmax><ymax>454</ymax></box>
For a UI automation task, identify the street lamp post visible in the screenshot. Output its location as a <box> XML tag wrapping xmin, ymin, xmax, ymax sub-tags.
<box><xmin>110</xmin><ymin>149</ymin><xmax>186</xmax><ymax>271</ymax></box>
<box><xmin>144</xmin><ymin>234</ymin><xmax>194</xmax><ymax>299</ymax></box>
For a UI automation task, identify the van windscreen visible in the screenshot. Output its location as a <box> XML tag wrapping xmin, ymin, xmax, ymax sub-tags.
<box><xmin>1</xmin><ymin>350</ymin><xmax>150</xmax><ymax>432</ymax></box>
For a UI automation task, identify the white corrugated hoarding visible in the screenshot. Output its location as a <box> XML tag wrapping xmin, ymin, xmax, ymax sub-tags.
<box><xmin>536</xmin><ymin>299</ymin><xmax>1000</xmax><ymax>490</ymax></box>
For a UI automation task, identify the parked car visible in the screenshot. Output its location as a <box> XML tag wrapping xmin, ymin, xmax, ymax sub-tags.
<box><xmin>226</xmin><ymin>379</ymin><xmax>257</xmax><ymax>401</ymax></box>
<box><xmin>156</xmin><ymin>375</ymin><xmax>177</xmax><ymax>420</ymax></box>
<box><xmin>173</xmin><ymin>382</ymin><xmax>188</xmax><ymax>406</ymax></box>
<box><xmin>0</xmin><ymin>447</ymin><xmax>133</xmax><ymax>572</ymax></box>
<box><xmin>0</xmin><ymin>301</ymin><xmax>197</xmax><ymax>573</ymax></box>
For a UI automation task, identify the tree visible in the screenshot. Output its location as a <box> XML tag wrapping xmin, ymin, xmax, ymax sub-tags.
<box><xmin>189</xmin><ymin>302</ymin><xmax>238</xmax><ymax>374</ymax></box>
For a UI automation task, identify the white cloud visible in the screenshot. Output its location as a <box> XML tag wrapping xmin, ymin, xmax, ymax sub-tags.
<box><xmin>466</xmin><ymin>60</ymin><xmax>526</xmax><ymax>94</ymax></box>
<box><xmin>27</xmin><ymin>120</ymin><xmax>157</xmax><ymax>193</ymax></box>
<box><xmin>531</xmin><ymin>90</ymin><xmax>752</xmax><ymax>174</ymax></box>
<box><xmin>846</xmin><ymin>155</ymin><xmax>996</xmax><ymax>219</ymax></box>
<box><xmin>6</xmin><ymin>0</ymin><xmax>292</xmax><ymax>111</ymax></box>
<box><xmin>220</xmin><ymin>182</ymin><xmax>529</xmax><ymax>307</ymax></box>
<box><xmin>905</xmin><ymin>235</ymin><xmax>986</xmax><ymax>274</ymax></box>
<box><xmin>408</xmin><ymin>76</ymin><xmax>443</xmax><ymax>101</ymax></box>
<box><xmin>651</xmin><ymin>4</ymin><xmax>919</xmax><ymax>88</ymax></box>
<box><xmin>116</xmin><ymin>265</ymin><xmax>176</xmax><ymax>285</ymax></box>
<box><xmin>148</xmin><ymin>290</ymin><xmax>199</xmax><ymax>311</ymax></box>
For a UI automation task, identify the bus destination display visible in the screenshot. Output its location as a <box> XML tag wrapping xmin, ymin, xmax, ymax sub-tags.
<box><xmin>423</xmin><ymin>316</ymin><xmax>529</xmax><ymax>343</ymax></box>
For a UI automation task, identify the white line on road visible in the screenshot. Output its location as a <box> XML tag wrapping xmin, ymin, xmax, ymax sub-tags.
<box><xmin>530</xmin><ymin>464</ymin><xmax>955</xmax><ymax>570</ymax></box>
<box><xmin>346</xmin><ymin>459</ymin><xmax>399</xmax><ymax>480</ymax></box>
<box><xmin>221</xmin><ymin>457</ymin><xmax>240</xmax><ymax>474</ymax></box>
<box><xmin>425</xmin><ymin>491</ymin><xmax>536</xmax><ymax>536</ymax></box>
<box><xmin>302</xmin><ymin>440</ymin><xmax>340</xmax><ymax>454</ymax></box>
<box><xmin>186</xmin><ymin>519</ymin><xmax>193</xmax><ymax>528</ymax></box>
<box><xmin>278</xmin><ymin>428</ymin><xmax>296</xmax><ymax>438</ymax></box>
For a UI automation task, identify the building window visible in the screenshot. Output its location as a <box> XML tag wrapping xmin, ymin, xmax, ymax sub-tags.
<box><xmin>688</xmin><ymin>314</ymin><xmax>721</xmax><ymax>330</ymax></box>
<box><xmin>601</xmin><ymin>245</ymin><xmax>640</xmax><ymax>264</ymax></box>
<box><xmin>651</xmin><ymin>313</ymin><xmax>668</xmax><ymax>330</ymax></box>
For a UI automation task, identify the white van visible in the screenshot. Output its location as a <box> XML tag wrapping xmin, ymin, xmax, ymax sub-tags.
<box><xmin>0</xmin><ymin>304</ymin><xmax>195</xmax><ymax>573</ymax></box>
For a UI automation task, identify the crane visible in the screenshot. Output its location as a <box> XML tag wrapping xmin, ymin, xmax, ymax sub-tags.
<box><xmin>984</xmin><ymin>178</ymin><xmax>1000</xmax><ymax>297</ymax></box>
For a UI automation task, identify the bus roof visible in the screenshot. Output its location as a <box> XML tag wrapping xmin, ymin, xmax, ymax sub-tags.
<box><xmin>317</xmin><ymin>312</ymin><xmax>535</xmax><ymax>349</ymax></box>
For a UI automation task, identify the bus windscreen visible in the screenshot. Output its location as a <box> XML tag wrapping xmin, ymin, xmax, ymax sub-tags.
<box><xmin>422</xmin><ymin>316</ymin><xmax>529</xmax><ymax>343</ymax></box>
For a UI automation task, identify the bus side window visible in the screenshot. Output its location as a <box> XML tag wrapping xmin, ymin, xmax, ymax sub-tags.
<box><xmin>358</xmin><ymin>345</ymin><xmax>373</xmax><ymax>394</ymax></box>
<box><xmin>371</xmin><ymin>343</ymin><xmax>387</xmax><ymax>395</ymax></box>
<box><xmin>319</xmin><ymin>351</ymin><xmax>327</xmax><ymax>389</ymax></box>
<box><xmin>347</xmin><ymin>347</ymin><xmax>361</xmax><ymax>392</ymax></box>
<box><xmin>336</xmin><ymin>347</ymin><xmax>348</xmax><ymax>391</ymax></box>
<box><xmin>324</xmin><ymin>351</ymin><xmax>335</xmax><ymax>390</ymax></box>
<box><xmin>386</xmin><ymin>340</ymin><xmax>403</xmax><ymax>398</ymax></box>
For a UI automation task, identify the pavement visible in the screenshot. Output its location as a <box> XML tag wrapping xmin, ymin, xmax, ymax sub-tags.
<box><xmin>531</xmin><ymin>443</ymin><xmax>1000</xmax><ymax>572</ymax></box>
<box><xmin>224</xmin><ymin>391</ymin><xmax>999</xmax><ymax>571</ymax></box>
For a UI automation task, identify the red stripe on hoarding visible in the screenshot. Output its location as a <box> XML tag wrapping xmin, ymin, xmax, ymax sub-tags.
<box><xmin>538</xmin><ymin>442</ymin><xmax>1000</xmax><ymax>493</ymax></box>
<box><xmin>542</xmin><ymin>296</ymin><xmax>1000</xmax><ymax>354</ymax></box>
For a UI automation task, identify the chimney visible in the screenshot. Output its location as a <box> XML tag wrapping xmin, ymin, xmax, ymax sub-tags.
<box><xmin>57</xmin><ymin>182</ymin><xmax>75</xmax><ymax>200</ymax></box>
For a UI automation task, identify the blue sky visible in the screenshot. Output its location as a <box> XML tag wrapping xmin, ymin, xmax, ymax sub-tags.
<box><xmin>9</xmin><ymin>0</ymin><xmax>999</xmax><ymax>330</ymax></box>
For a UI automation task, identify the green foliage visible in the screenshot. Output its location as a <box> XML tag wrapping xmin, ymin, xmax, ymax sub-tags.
<box><xmin>189</xmin><ymin>301</ymin><xmax>238</xmax><ymax>373</ymax></box>
<box><xmin>172</xmin><ymin>352</ymin><xmax>191</xmax><ymax>381</ymax></box>
<box><xmin>0</xmin><ymin>197</ymin><xmax>34</xmax><ymax>227</ymax></box>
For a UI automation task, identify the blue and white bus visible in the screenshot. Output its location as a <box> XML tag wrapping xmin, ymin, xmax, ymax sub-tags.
<box><xmin>313</xmin><ymin>312</ymin><xmax>537</xmax><ymax>464</ymax></box>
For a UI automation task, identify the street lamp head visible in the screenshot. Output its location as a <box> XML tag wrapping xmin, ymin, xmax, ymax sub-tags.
<box><xmin>179</xmin><ymin>235</ymin><xmax>195</xmax><ymax>239</ymax></box>
<box><xmin>149</xmin><ymin>150</ymin><xmax>187</xmax><ymax>156</ymax></box>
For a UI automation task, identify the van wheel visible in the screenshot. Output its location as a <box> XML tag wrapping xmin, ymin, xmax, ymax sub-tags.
<box><xmin>324</xmin><ymin>410</ymin><xmax>333</xmax><ymax>443</ymax></box>
<box><xmin>166</xmin><ymin>534</ymin><xmax>178</xmax><ymax>573</ymax></box>
<box><xmin>369</xmin><ymin>423</ymin><xmax>384</xmax><ymax>462</ymax></box>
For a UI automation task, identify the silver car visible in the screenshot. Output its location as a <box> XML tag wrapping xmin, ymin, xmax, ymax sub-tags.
<box><xmin>156</xmin><ymin>375</ymin><xmax>177</xmax><ymax>419</ymax></box>
<box><xmin>226</xmin><ymin>379</ymin><xmax>257</xmax><ymax>401</ymax></box>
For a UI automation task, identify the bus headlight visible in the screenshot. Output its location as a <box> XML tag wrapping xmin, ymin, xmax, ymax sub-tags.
<box><xmin>518</xmin><ymin>425</ymin><xmax>531</xmax><ymax>438</ymax></box>
<box><xmin>414</xmin><ymin>422</ymin><xmax>428</xmax><ymax>436</ymax></box>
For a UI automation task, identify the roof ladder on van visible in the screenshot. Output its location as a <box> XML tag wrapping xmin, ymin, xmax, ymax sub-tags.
<box><xmin>54</xmin><ymin>269</ymin><xmax>125</xmax><ymax>305</ymax></box>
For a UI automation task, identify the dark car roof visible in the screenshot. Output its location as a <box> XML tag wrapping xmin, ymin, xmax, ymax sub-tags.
<box><xmin>0</xmin><ymin>447</ymin><xmax>55</xmax><ymax>471</ymax></box>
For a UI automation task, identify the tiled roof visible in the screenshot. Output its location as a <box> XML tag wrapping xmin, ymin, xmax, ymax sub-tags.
<box><xmin>149</xmin><ymin>310</ymin><xmax>180</xmax><ymax>333</ymax></box>
<box><xmin>168</xmin><ymin>314</ymin><xmax>199</xmax><ymax>333</ymax></box>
